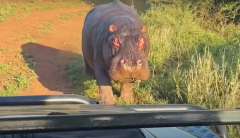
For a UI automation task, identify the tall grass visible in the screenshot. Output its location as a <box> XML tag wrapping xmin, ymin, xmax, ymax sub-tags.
<box><xmin>143</xmin><ymin>2</ymin><xmax>240</xmax><ymax>137</ymax></box>
<box><xmin>141</xmin><ymin>2</ymin><xmax>240</xmax><ymax>103</ymax></box>
<box><xmin>66</xmin><ymin>2</ymin><xmax>240</xmax><ymax>137</ymax></box>
<box><xmin>141</xmin><ymin>3</ymin><xmax>240</xmax><ymax>137</ymax></box>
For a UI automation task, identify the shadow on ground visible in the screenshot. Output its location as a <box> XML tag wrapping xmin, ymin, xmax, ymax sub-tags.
<box><xmin>21</xmin><ymin>42</ymin><xmax>85</xmax><ymax>94</ymax></box>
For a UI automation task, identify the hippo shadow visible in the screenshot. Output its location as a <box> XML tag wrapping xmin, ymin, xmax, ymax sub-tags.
<box><xmin>21</xmin><ymin>42</ymin><xmax>121</xmax><ymax>98</ymax></box>
<box><xmin>21</xmin><ymin>42</ymin><xmax>85</xmax><ymax>94</ymax></box>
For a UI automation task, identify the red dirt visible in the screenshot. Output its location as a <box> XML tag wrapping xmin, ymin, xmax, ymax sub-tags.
<box><xmin>0</xmin><ymin>4</ymin><xmax>92</xmax><ymax>96</ymax></box>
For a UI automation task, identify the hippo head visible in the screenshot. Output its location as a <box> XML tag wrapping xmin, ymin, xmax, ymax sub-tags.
<box><xmin>103</xmin><ymin>22</ymin><xmax>150</xmax><ymax>83</ymax></box>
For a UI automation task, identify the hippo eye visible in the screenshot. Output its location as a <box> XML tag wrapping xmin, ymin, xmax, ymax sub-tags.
<box><xmin>138</xmin><ymin>37</ymin><xmax>145</xmax><ymax>49</ymax></box>
<box><xmin>113</xmin><ymin>37</ymin><xmax>120</xmax><ymax>49</ymax></box>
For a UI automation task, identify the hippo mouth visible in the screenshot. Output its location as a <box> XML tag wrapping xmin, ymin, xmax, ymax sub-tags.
<box><xmin>108</xmin><ymin>66</ymin><xmax>150</xmax><ymax>83</ymax></box>
<box><xmin>108</xmin><ymin>56</ymin><xmax>150</xmax><ymax>82</ymax></box>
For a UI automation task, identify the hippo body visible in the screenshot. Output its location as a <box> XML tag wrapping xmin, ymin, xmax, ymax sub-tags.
<box><xmin>82</xmin><ymin>0</ymin><xmax>150</xmax><ymax>104</ymax></box>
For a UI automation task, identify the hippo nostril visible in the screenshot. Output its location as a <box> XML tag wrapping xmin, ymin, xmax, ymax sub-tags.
<box><xmin>121</xmin><ymin>59</ymin><xmax>125</xmax><ymax>64</ymax></box>
<box><xmin>136</xmin><ymin>59</ymin><xmax>142</xmax><ymax>65</ymax></box>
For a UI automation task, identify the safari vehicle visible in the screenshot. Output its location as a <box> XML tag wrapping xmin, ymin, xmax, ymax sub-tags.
<box><xmin>0</xmin><ymin>94</ymin><xmax>239</xmax><ymax>138</ymax></box>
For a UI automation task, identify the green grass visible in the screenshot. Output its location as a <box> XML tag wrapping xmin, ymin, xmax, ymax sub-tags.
<box><xmin>0</xmin><ymin>73</ymin><xmax>34</xmax><ymax>96</ymax></box>
<box><xmin>23</xmin><ymin>52</ymin><xmax>37</xmax><ymax>69</ymax></box>
<box><xmin>15</xmin><ymin>13</ymin><xmax>30</xmax><ymax>20</ymax></box>
<box><xmin>0</xmin><ymin>48</ymin><xmax>37</xmax><ymax>96</ymax></box>
<box><xmin>66</xmin><ymin>2</ymin><xmax>240</xmax><ymax>138</ymax></box>
<box><xmin>35</xmin><ymin>23</ymin><xmax>54</xmax><ymax>33</ymax></box>
<box><xmin>77</xmin><ymin>10</ymin><xmax>89</xmax><ymax>16</ymax></box>
<box><xmin>0</xmin><ymin>3</ymin><xmax>14</xmax><ymax>22</ymax></box>
<box><xmin>60</xmin><ymin>10</ymin><xmax>89</xmax><ymax>20</ymax></box>
<box><xmin>0</xmin><ymin>0</ymin><xmax>85</xmax><ymax>23</ymax></box>
<box><xmin>60</xmin><ymin>13</ymin><xmax>73</xmax><ymax>20</ymax></box>
<box><xmin>6</xmin><ymin>33</ymin><xmax>38</xmax><ymax>44</ymax></box>
<box><xmin>0</xmin><ymin>47</ymin><xmax>7</xmax><ymax>51</ymax></box>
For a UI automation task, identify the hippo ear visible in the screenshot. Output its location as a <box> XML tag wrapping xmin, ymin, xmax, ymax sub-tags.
<box><xmin>140</xmin><ymin>26</ymin><xmax>146</xmax><ymax>33</ymax></box>
<box><xmin>109</xmin><ymin>25</ymin><xmax>115</xmax><ymax>32</ymax></box>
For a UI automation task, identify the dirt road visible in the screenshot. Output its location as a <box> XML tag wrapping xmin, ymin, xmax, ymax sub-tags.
<box><xmin>0</xmin><ymin>4</ymin><xmax>92</xmax><ymax>96</ymax></box>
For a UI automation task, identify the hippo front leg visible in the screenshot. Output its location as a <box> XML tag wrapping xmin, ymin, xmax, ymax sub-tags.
<box><xmin>119</xmin><ymin>82</ymin><xmax>135</xmax><ymax>102</ymax></box>
<box><xmin>94</xmin><ymin>66</ymin><xmax>116</xmax><ymax>105</ymax></box>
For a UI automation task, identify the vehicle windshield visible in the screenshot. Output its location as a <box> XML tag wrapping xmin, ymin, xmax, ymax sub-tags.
<box><xmin>0</xmin><ymin>0</ymin><xmax>239</xmax><ymax>138</ymax></box>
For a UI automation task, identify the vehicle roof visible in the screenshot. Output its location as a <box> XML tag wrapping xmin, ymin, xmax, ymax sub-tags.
<box><xmin>0</xmin><ymin>94</ymin><xmax>235</xmax><ymax>138</ymax></box>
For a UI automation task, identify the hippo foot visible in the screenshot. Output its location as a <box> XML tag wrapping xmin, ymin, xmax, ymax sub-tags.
<box><xmin>119</xmin><ymin>82</ymin><xmax>135</xmax><ymax>102</ymax></box>
<box><xmin>119</xmin><ymin>93</ymin><xmax>134</xmax><ymax>101</ymax></box>
<box><xmin>100</xmin><ymin>95</ymin><xmax>116</xmax><ymax>105</ymax></box>
<box><xmin>98</xmin><ymin>86</ymin><xmax>116</xmax><ymax>105</ymax></box>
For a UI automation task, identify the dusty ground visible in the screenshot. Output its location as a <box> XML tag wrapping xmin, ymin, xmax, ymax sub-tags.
<box><xmin>0</xmin><ymin>4</ymin><xmax>92</xmax><ymax>96</ymax></box>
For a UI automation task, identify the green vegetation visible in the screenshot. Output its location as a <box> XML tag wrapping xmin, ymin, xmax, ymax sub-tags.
<box><xmin>36</xmin><ymin>23</ymin><xmax>54</xmax><ymax>32</ymax></box>
<box><xmin>6</xmin><ymin>33</ymin><xmax>37</xmax><ymax>44</ymax></box>
<box><xmin>60</xmin><ymin>12</ymin><xmax>78</xmax><ymax>20</ymax></box>
<box><xmin>0</xmin><ymin>48</ymin><xmax>37</xmax><ymax>96</ymax></box>
<box><xmin>0</xmin><ymin>0</ymin><xmax>85</xmax><ymax>22</ymax></box>
<box><xmin>66</xmin><ymin>0</ymin><xmax>240</xmax><ymax>137</ymax></box>
<box><xmin>60</xmin><ymin>10</ymin><xmax>89</xmax><ymax>20</ymax></box>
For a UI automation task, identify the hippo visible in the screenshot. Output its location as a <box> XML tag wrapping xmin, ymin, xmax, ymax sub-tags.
<box><xmin>81</xmin><ymin>0</ymin><xmax>150</xmax><ymax>104</ymax></box>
